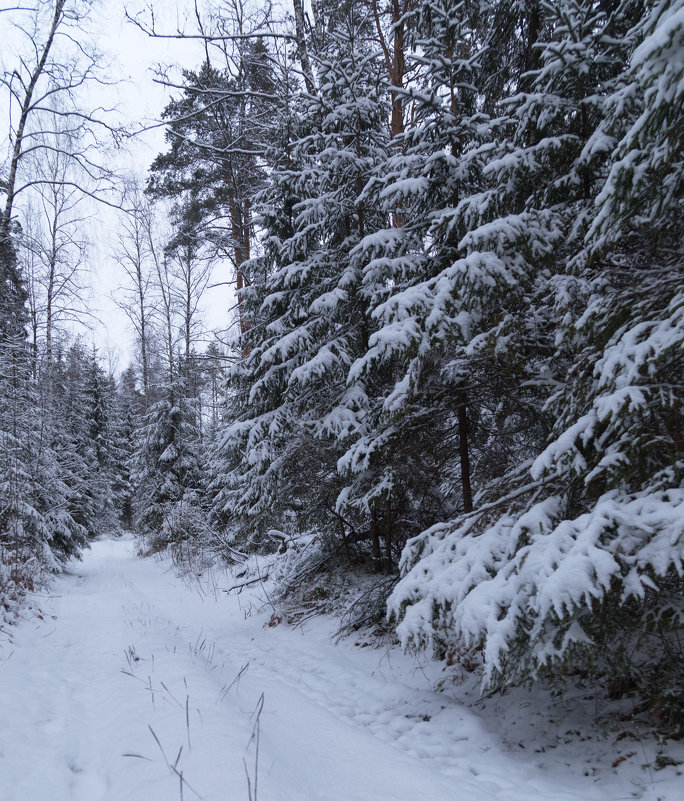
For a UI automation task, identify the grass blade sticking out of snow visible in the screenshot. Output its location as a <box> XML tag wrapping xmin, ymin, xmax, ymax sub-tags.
<box><xmin>218</xmin><ymin>662</ymin><xmax>249</xmax><ymax>702</ymax></box>
<box><xmin>244</xmin><ymin>693</ymin><xmax>264</xmax><ymax>801</ymax></box>
<box><xmin>160</xmin><ymin>680</ymin><xmax>184</xmax><ymax>709</ymax></box>
<box><xmin>147</xmin><ymin>725</ymin><xmax>202</xmax><ymax>800</ymax></box>
<box><xmin>186</xmin><ymin>693</ymin><xmax>191</xmax><ymax>750</ymax></box>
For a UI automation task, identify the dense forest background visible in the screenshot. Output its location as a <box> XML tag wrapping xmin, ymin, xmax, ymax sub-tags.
<box><xmin>1</xmin><ymin>0</ymin><xmax>682</xmax><ymax>731</ymax></box>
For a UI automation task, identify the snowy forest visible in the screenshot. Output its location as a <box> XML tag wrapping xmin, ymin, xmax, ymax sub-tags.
<box><xmin>1</xmin><ymin>0</ymin><xmax>683</xmax><ymax>763</ymax></box>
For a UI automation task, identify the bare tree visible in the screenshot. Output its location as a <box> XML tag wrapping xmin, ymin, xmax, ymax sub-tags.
<box><xmin>113</xmin><ymin>182</ymin><xmax>158</xmax><ymax>404</ymax></box>
<box><xmin>22</xmin><ymin>116</ymin><xmax>93</xmax><ymax>379</ymax></box>
<box><xmin>2</xmin><ymin>0</ymin><xmax>67</xmax><ymax>238</ymax></box>
<box><xmin>1</xmin><ymin>1</ymin><xmax>120</xmax><ymax>222</ymax></box>
<box><xmin>152</xmin><ymin>245</ymin><xmax>176</xmax><ymax>388</ymax></box>
<box><xmin>168</xmin><ymin>240</ymin><xmax>214</xmax><ymax>375</ymax></box>
<box><xmin>1</xmin><ymin>0</ymin><xmax>122</xmax><ymax>347</ymax></box>
<box><xmin>116</xmin><ymin>191</ymin><xmax>211</xmax><ymax>393</ymax></box>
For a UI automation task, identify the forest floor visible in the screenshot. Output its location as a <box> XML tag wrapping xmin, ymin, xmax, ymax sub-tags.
<box><xmin>0</xmin><ymin>536</ymin><xmax>682</xmax><ymax>801</ymax></box>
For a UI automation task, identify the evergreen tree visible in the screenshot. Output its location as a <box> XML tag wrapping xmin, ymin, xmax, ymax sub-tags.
<box><xmin>389</xmin><ymin>0</ymin><xmax>684</xmax><ymax>725</ymax></box>
<box><xmin>147</xmin><ymin>43</ymin><xmax>276</xmax><ymax>327</ymax></box>
<box><xmin>211</xmin><ymin>9</ymin><xmax>392</xmax><ymax>561</ymax></box>
<box><xmin>1</xmin><ymin>338</ymin><xmax>88</xmax><ymax>613</ymax></box>
<box><xmin>83</xmin><ymin>351</ymin><xmax>120</xmax><ymax>534</ymax></box>
<box><xmin>133</xmin><ymin>370</ymin><xmax>207</xmax><ymax>556</ymax></box>
<box><xmin>52</xmin><ymin>343</ymin><xmax>100</xmax><ymax>538</ymax></box>
<box><xmin>336</xmin><ymin>0</ymin><xmax>490</xmax><ymax>567</ymax></box>
<box><xmin>110</xmin><ymin>367</ymin><xmax>143</xmax><ymax>531</ymax></box>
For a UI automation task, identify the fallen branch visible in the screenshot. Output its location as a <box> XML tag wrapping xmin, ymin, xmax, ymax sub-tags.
<box><xmin>224</xmin><ymin>575</ymin><xmax>269</xmax><ymax>593</ymax></box>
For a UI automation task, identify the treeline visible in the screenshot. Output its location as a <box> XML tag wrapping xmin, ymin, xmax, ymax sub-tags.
<box><xmin>0</xmin><ymin>338</ymin><xmax>122</xmax><ymax>601</ymax></box>
<box><xmin>0</xmin><ymin>323</ymin><xmax>226</xmax><ymax>615</ymax></box>
<box><xmin>159</xmin><ymin>0</ymin><xmax>681</xmax><ymax>724</ymax></box>
<box><xmin>0</xmin><ymin>0</ymin><xmax>226</xmax><ymax>621</ymax></box>
<box><xmin>2</xmin><ymin>0</ymin><xmax>682</xmax><ymax>728</ymax></box>
<box><xmin>1</xmin><ymin>0</ymin><xmax>119</xmax><ymax>618</ymax></box>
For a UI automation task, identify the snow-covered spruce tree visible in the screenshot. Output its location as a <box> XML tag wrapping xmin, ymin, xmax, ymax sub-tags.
<box><xmin>82</xmin><ymin>351</ymin><xmax>121</xmax><ymax>534</ymax></box>
<box><xmin>52</xmin><ymin>342</ymin><xmax>101</xmax><ymax>538</ymax></box>
<box><xmin>0</xmin><ymin>336</ymin><xmax>88</xmax><ymax>616</ymax></box>
<box><xmin>106</xmin><ymin>371</ymin><xmax>136</xmax><ymax>531</ymax></box>
<box><xmin>389</xmin><ymin>0</ymin><xmax>684</xmax><ymax>725</ymax></box>
<box><xmin>111</xmin><ymin>366</ymin><xmax>146</xmax><ymax>531</ymax></box>
<box><xmin>336</xmin><ymin>0</ymin><xmax>498</xmax><ymax>572</ymax></box>
<box><xmin>133</xmin><ymin>367</ymin><xmax>207</xmax><ymax>558</ymax></box>
<box><xmin>45</xmin><ymin>342</ymin><xmax>127</xmax><ymax>541</ymax></box>
<box><xmin>209</xmin><ymin>63</ymin><xmax>305</xmax><ymax>551</ymax></box>
<box><xmin>211</xmin><ymin>11</ymin><xmax>392</xmax><ymax>565</ymax></box>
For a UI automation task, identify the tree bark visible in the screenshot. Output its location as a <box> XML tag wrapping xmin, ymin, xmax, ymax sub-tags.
<box><xmin>227</xmin><ymin>171</ymin><xmax>251</xmax><ymax>345</ymax></box>
<box><xmin>292</xmin><ymin>0</ymin><xmax>315</xmax><ymax>94</ymax></box>
<box><xmin>458</xmin><ymin>389</ymin><xmax>473</xmax><ymax>513</ymax></box>
<box><xmin>371</xmin><ymin>0</ymin><xmax>409</xmax><ymax>143</ymax></box>
<box><xmin>370</xmin><ymin>505</ymin><xmax>382</xmax><ymax>573</ymax></box>
<box><xmin>384</xmin><ymin>498</ymin><xmax>393</xmax><ymax>573</ymax></box>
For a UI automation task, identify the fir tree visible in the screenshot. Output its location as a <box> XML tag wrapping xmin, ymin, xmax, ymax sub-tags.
<box><xmin>133</xmin><ymin>370</ymin><xmax>207</xmax><ymax>556</ymax></box>
<box><xmin>389</xmin><ymin>0</ymin><xmax>684</xmax><ymax>726</ymax></box>
<box><xmin>212</xmin><ymin>9</ymin><xmax>392</xmax><ymax>562</ymax></box>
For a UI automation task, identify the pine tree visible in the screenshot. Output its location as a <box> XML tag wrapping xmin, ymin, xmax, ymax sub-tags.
<box><xmin>147</xmin><ymin>44</ymin><xmax>275</xmax><ymax>329</ymax></box>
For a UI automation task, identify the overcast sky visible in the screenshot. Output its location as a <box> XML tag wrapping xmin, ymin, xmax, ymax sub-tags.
<box><xmin>1</xmin><ymin>0</ymin><xmax>236</xmax><ymax>372</ymax></box>
<box><xmin>94</xmin><ymin>0</ymin><xmax>239</xmax><ymax>372</ymax></box>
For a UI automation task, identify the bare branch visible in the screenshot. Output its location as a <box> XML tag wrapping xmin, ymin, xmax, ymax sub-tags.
<box><xmin>124</xmin><ymin>8</ymin><xmax>294</xmax><ymax>43</ymax></box>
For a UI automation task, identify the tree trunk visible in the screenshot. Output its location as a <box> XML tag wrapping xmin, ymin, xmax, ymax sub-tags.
<box><xmin>137</xmin><ymin>262</ymin><xmax>150</xmax><ymax>405</ymax></box>
<box><xmin>292</xmin><ymin>0</ymin><xmax>315</xmax><ymax>94</ymax></box>
<box><xmin>45</xmin><ymin>220</ymin><xmax>58</xmax><ymax>385</ymax></box>
<box><xmin>371</xmin><ymin>0</ymin><xmax>410</xmax><ymax>226</ymax></box>
<box><xmin>227</xmin><ymin>171</ymin><xmax>251</xmax><ymax>344</ymax></box>
<box><xmin>390</xmin><ymin>0</ymin><xmax>407</xmax><ymax>142</ymax></box>
<box><xmin>384</xmin><ymin>498</ymin><xmax>393</xmax><ymax>573</ymax></box>
<box><xmin>458</xmin><ymin>389</ymin><xmax>473</xmax><ymax>513</ymax></box>
<box><xmin>183</xmin><ymin>245</ymin><xmax>192</xmax><ymax>375</ymax></box>
<box><xmin>337</xmin><ymin>514</ymin><xmax>353</xmax><ymax>567</ymax></box>
<box><xmin>370</xmin><ymin>505</ymin><xmax>382</xmax><ymax>573</ymax></box>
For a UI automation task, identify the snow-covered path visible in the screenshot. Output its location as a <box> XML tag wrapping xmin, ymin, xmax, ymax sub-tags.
<box><xmin>0</xmin><ymin>538</ymin><xmax>678</xmax><ymax>801</ymax></box>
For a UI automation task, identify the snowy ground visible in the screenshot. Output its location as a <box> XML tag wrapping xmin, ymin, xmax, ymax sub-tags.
<box><xmin>1</xmin><ymin>537</ymin><xmax>682</xmax><ymax>801</ymax></box>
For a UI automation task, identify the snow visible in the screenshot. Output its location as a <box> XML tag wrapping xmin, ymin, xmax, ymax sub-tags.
<box><xmin>391</xmin><ymin>483</ymin><xmax>684</xmax><ymax>684</ymax></box>
<box><xmin>2</xmin><ymin>537</ymin><xmax>683</xmax><ymax>801</ymax></box>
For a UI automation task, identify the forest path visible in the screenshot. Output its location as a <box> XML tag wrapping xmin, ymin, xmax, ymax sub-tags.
<box><xmin>0</xmin><ymin>537</ymin><xmax>670</xmax><ymax>801</ymax></box>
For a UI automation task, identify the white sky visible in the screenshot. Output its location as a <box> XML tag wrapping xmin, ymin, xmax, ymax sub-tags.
<box><xmin>1</xmin><ymin>0</ymin><xmax>238</xmax><ymax>372</ymax></box>
<box><xmin>92</xmin><ymin>0</ymin><xmax>239</xmax><ymax>371</ymax></box>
